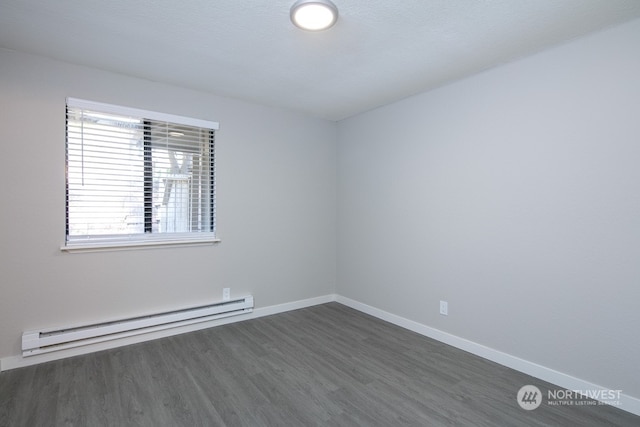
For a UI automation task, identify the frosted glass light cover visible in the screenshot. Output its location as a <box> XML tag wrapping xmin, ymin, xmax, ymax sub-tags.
<box><xmin>291</xmin><ymin>0</ymin><xmax>338</xmax><ymax>31</ymax></box>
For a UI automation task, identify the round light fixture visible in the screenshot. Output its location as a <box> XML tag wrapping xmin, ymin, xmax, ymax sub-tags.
<box><xmin>290</xmin><ymin>0</ymin><xmax>338</xmax><ymax>31</ymax></box>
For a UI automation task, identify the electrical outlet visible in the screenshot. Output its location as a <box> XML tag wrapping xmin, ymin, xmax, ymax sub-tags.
<box><xmin>222</xmin><ymin>288</ymin><xmax>231</xmax><ymax>301</ymax></box>
<box><xmin>439</xmin><ymin>300</ymin><xmax>448</xmax><ymax>316</ymax></box>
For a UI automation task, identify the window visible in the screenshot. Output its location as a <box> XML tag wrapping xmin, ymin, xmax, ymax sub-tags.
<box><xmin>64</xmin><ymin>98</ymin><xmax>219</xmax><ymax>251</ymax></box>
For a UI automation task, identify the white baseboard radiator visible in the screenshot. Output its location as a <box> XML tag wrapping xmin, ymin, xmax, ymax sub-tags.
<box><xmin>22</xmin><ymin>295</ymin><xmax>254</xmax><ymax>357</ymax></box>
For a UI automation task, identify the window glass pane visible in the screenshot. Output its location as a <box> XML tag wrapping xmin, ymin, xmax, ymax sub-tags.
<box><xmin>65</xmin><ymin>100</ymin><xmax>216</xmax><ymax>248</ymax></box>
<box><xmin>67</xmin><ymin>112</ymin><xmax>145</xmax><ymax>236</ymax></box>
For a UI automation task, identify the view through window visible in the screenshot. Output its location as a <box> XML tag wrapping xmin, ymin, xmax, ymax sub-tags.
<box><xmin>65</xmin><ymin>99</ymin><xmax>218</xmax><ymax>249</ymax></box>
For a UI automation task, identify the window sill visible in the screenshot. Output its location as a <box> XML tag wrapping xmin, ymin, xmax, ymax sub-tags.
<box><xmin>61</xmin><ymin>238</ymin><xmax>221</xmax><ymax>253</ymax></box>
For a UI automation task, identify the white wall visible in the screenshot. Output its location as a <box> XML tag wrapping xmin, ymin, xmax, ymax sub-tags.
<box><xmin>337</xmin><ymin>18</ymin><xmax>640</xmax><ymax>399</ymax></box>
<box><xmin>0</xmin><ymin>49</ymin><xmax>337</xmax><ymax>359</ymax></box>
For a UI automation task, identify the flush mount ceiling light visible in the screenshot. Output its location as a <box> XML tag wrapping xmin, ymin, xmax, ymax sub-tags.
<box><xmin>290</xmin><ymin>0</ymin><xmax>338</xmax><ymax>31</ymax></box>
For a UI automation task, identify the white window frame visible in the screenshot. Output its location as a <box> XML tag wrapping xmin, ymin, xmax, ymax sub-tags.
<box><xmin>62</xmin><ymin>98</ymin><xmax>220</xmax><ymax>253</ymax></box>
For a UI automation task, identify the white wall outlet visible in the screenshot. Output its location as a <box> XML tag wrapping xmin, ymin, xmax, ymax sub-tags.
<box><xmin>222</xmin><ymin>287</ymin><xmax>231</xmax><ymax>301</ymax></box>
<box><xmin>440</xmin><ymin>300</ymin><xmax>448</xmax><ymax>316</ymax></box>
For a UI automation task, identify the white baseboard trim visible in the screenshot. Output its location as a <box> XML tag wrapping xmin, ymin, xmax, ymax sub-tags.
<box><xmin>251</xmin><ymin>293</ymin><xmax>336</xmax><ymax>318</ymax></box>
<box><xmin>335</xmin><ymin>295</ymin><xmax>640</xmax><ymax>417</ymax></box>
<box><xmin>0</xmin><ymin>293</ymin><xmax>337</xmax><ymax>372</ymax></box>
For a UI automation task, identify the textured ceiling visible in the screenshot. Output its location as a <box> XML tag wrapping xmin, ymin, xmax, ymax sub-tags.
<box><xmin>1</xmin><ymin>0</ymin><xmax>640</xmax><ymax>121</ymax></box>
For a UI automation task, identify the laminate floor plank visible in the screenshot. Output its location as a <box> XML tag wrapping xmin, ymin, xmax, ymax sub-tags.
<box><xmin>1</xmin><ymin>302</ymin><xmax>638</xmax><ymax>426</ymax></box>
<box><xmin>109</xmin><ymin>344</ymin><xmax>173</xmax><ymax>427</ymax></box>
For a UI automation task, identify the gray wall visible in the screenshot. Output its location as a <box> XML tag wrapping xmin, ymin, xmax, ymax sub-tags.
<box><xmin>0</xmin><ymin>49</ymin><xmax>337</xmax><ymax>359</ymax></box>
<box><xmin>337</xmin><ymin>19</ymin><xmax>640</xmax><ymax>398</ymax></box>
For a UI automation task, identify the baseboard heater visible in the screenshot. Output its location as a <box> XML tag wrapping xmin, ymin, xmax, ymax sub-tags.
<box><xmin>22</xmin><ymin>295</ymin><xmax>254</xmax><ymax>357</ymax></box>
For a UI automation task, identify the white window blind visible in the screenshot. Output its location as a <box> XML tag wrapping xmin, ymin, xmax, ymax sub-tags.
<box><xmin>64</xmin><ymin>98</ymin><xmax>219</xmax><ymax>250</ymax></box>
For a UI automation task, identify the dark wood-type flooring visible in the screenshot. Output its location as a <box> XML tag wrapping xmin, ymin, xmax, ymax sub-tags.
<box><xmin>1</xmin><ymin>303</ymin><xmax>638</xmax><ymax>426</ymax></box>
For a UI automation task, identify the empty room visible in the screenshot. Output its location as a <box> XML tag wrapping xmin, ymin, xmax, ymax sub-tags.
<box><xmin>1</xmin><ymin>0</ymin><xmax>639</xmax><ymax>425</ymax></box>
